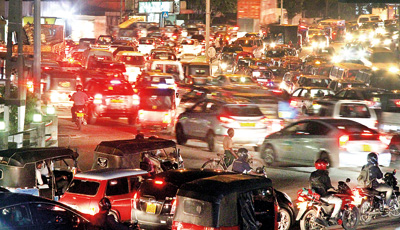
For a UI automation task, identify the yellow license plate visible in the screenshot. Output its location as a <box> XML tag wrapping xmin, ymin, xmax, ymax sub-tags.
<box><xmin>363</xmin><ymin>144</ymin><xmax>371</xmax><ymax>152</ymax></box>
<box><xmin>240</xmin><ymin>122</ymin><xmax>255</xmax><ymax>127</ymax></box>
<box><xmin>146</xmin><ymin>203</ymin><xmax>156</xmax><ymax>214</ymax></box>
<box><xmin>76</xmin><ymin>113</ymin><xmax>84</xmax><ymax>117</ymax></box>
<box><xmin>111</xmin><ymin>99</ymin><xmax>124</xmax><ymax>103</ymax></box>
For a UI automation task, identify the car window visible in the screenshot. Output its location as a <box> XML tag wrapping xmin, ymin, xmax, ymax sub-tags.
<box><xmin>337</xmin><ymin>69</ymin><xmax>344</xmax><ymax>78</ymax></box>
<box><xmin>306</xmin><ymin>122</ymin><xmax>330</xmax><ymax>135</ymax></box>
<box><xmin>67</xmin><ymin>179</ymin><xmax>100</xmax><ymax>196</ymax></box>
<box><xmin>0</xmin><ymin>204</ymin><xmax>32</xmax><ymax>227</ymax></box>
<box><xmin>101</xmin><ymin>81</ymin><xmax>134</xmax><ymax>95</ymax></box>
<box><xmin>192</xmin><ymin>101</ymin><xmax>207</xmax><ymax>113</ymax></box>
<box><xmin>339</xmin><ymin>104</ymin><xmax>371</xmax><ymax>118</ymax></box>
<box><xmin>30</xmin><ymin>203</ymin><xmax>77</xmax><ymax>226</ymax></box>
<box><xmin>292</xmin><ymin>89</ymin><xmax>302</xmax><ymax>97</ymax></box>
<box><xmin>282</xmin><ymin>122</ymin><xmax>308</xmax><ymax>135</ymax></box>
<box><xmin>336</xmin><ymin>90</ymin><xmax>347</xmax><ymax>98</ymax></box>
<box><xmin>223</xmin><ymin>105</ymin><xmax>263</xmax><ymax>116</ymax></box>
<box><xmin>130</xmin><ymin>176</ymin><xmax>142</xmax><ymax>191</ymax></box>
<box><xmin>331</xmin><ymin>66</ymin><xmax>338</xmax><ymax>77</ymax></box>
<box><xmin>205</xmin><ymin>102</ymin><xmax>220</xmax><ymax>113</ymax></box>
<box><xmin>300</xmin><ymin>89</ymin><xmax>311</xmax><ymax>97</ymax></box>
<box><xmin>346</xmin><ymin>90</ymin><xmax>358</xmax><ymax>99</ymax></box>
<box><xmin>106</xmin><ymin>177</ymin><xmax>129</xmax><ymax>196</ymax></box>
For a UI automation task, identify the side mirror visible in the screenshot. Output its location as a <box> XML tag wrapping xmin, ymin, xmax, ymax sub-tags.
<box><xmin>346</xmin><ymin>178</ymin><xmax>351</xmax><ymax>183</ymax></box>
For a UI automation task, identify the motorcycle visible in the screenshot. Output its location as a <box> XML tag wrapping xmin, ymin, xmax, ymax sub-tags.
<box><xmin>296</xmin><ymin>178</ymin><xmax>360</xmax><ymax>230</ymax></box>
<box><xmin>353</xmin><ymin>169</ymin><xmax>400</xmax><ymax>224</ymax></box>
<box><xmin>75</xmin><ymin>107</ymin><xmax>87</xmax><ymax>130</ymax></box>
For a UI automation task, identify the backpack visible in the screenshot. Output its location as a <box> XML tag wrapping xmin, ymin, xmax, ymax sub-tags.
<box><xmin>357</xmin><ymin>164</ymin><xmax>372</xmax><ymax>188</ymax></box>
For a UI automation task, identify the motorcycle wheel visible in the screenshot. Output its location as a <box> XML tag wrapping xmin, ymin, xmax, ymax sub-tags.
<box><xmin>341</xmin><ymin>206</ymin><xmax>359</xmax><ymax>230</ymax></box>
<box><xmin>389</xmin><ymin>196</ymin><xmax>400</xmax><ymax>217</ymax></box>
<box><xmin>76</xmin><ymin>118</ymin><xmax>82</xmax><ymax>131</ymax></box>
<box><xmin>201</xmin><ymin>160</ymin><xmax>226</xmax><ymax>170</ymax></box>
<box><xmin>359</xmin><ymin>200</ymin><xmax>372</xmax><ymax>224</ymax></box>
<box><xmin>299</xmin><ymin>209</ymin><xmax>326</xmax><ymax>230</ymax></box>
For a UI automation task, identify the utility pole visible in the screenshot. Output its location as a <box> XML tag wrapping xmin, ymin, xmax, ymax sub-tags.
<box><xmin>33</xmin><ymin>0</ymin><xmax>41</xmax><ymax>98</ymax></box>
<box><xmin>280</xmin><ymin>0</ymin><xmax>283</xmax><ymax>24</ymax></box>
<box><xmin>205</xmin><ymin>0</ymin><xmax>210</xmax><ymax>60</ymax></box>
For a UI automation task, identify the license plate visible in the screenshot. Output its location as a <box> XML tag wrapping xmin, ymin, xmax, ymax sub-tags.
<box><xmin>111</xmin><ymin>99</ymin><xmax>124</xmax><ymax>103</ymax></box>
<box><xmin>76</xmin><ymin>113</ymin><xmax>84</xmax><ymax>117</ymax></box>
<box><xmin>363</xmin><ymin>144</ymin><xmax>371</xmax><ymax>152</ymax></box>
<box><xmin>240</xmin><ymin>122</ymin><xmax>255</xmax><ymax>127</ymax></box>
<box><xmin>146</xmin><ymin>203</ymin><xmax>157</xmax><ymax>214</ymax></box>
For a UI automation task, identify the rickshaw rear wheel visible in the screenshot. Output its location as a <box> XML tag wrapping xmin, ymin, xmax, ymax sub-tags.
<box><xmin>201</xmin><ymin>160</ymin><xmax>227</xmax><ymax>170</ymax></box>
<box><xmin>176</xmin><ymin>124</ymin><xmax>187</xmax><ymax>145</ymax></box>
<box><xmin>206</xmin><ymin>131</ymin><xmax>216</xmax><ymax>152</ymax></box>
<box><xmin>278</xmin><ymin>208</ymin><xmax>292</xmax><ymax>230</ymax></box>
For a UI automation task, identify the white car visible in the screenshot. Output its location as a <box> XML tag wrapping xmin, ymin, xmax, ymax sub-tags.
<box><xmin>150</xmin><ymin>60</ymin><xmax>185</xmax><ymax>81</ymax></box>
<box><xmin>259</xmin><ymin>119</ymin><xmax>390</xmax><ymax>168</ymax></box>
<box><xmin>180</xmin><ymin>39</ymin><xmax>202</xmax><ymax>55</ymax></box>
<box><xmin>115</xmin><ymin>51</ymin><xmax>145</xmax><ymax>83</ymax></box>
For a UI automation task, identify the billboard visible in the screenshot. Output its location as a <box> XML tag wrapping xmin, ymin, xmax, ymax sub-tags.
<box><xmin>260</xmin><ymin>0</ymin><xmax>277</xmax><ymax>25</ymax></box>
<box><xmin>237</xmin><ymin>0</ymin><xmax>277</xmax><ymax>24</ymax></box>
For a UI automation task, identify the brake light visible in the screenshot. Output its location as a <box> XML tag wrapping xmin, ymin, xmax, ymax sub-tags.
<box><xmin>110</xmin><ymin>79</ymin><xmax>121</xmax><ymax>84</ymax></box>
<box><xmin>339</xmin><ymin>135</ymin><xmax>349</xmax><ymax>147</ymax></box>
<box><xmin>395</xmin><ymin>100</ymin><xmax>400</xmax><ymax>107</ymax></box>
<box><xmin>43</xmin><ymin>66</ymin><xmax>51</xmax><ymax>70</ymax></box>
<box><xmin>133</xmin><ymin>94</ymin><xmax>140</xmax><ymax>105</ymax></box>
<box><xmin>170</xmin><ymin>199</ymin><xmax>177</xmax><ymax>215</ymax></box>
<box><xmin>260</xmin><ymin>117</ymin><xmax>269</xmax><ymax>124</ymax></box>
<box><xmin>93</xmin><ymin>94</ymin><xmax>103</xmax><ymax>104</ymax></box>
<box><xmin>163</xmin><ymin>113</ymin><xmax>172</xmax><ymax>124</ymax></box>
<box><xmin>289</xmin><ymin>100</ymin><xmax>298</xmax><ymax>107</ymax></box>
<box><xmin>154</xmin><ymin>180</ymin><xmax>164</xmax><ymax>185</ymax></box>
<box><xmin>218</xmin><ymin>116</ymin><xmax>235</xmax><ymax>123</ymax></box>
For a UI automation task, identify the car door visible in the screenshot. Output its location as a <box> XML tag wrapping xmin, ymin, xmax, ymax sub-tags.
<box><xmin>270</xmin><ymin>122</ymin><xmax>307</xmax><ymax>161</ymax></box>
<box><xmin>105</xmin><ymin>176</ymin><xmax>135</xmax><ymax>222</ymax></box>
<box><xmin>297</xmin><ymin>121</ymin><xmax>331</xmax><ymax>164</ymax></box>
<box><xmin>0</xmin><ymin>204</ymin><xmax>34</xmax><ymax>230</ymax></box>
<box><xmin>182</xmin><ymin>101</ymin><xmax>207</xmax><ymax>137</ymax></box>
<box><xmin>196</xmin><ymin>100</ymin><xmax>221</xmax><ymax>138</ymax></box>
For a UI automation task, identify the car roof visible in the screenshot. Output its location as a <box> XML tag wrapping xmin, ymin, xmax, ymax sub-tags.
<box><xmin>177</xmin><ymin>174</ymin><xmax>273</xmax><ymax>203</ymax></box>
<box><xmin>74</xmin><ymin>168</ymin><xmax>148</xmax><ymax>180</ymax></box>
<box><xmin>299</xmin><ymin>75</ymin><xmax>330</xmax><ymax>79</ymax></box>
<box><xmin>0</xmin><ymin>147</ymin><xmax>78</xmax><ymax>167</ymax></box>
<box><xmin>95</xmin><ymin>137</ymin><xmax>176</xmax><ymax>156</ymax></box>
<box><xmin>116</xmin><ymin>51</ymin><xmax>143</xmax><ymax>56</ymax></box>
<box><xmin>334</xmin><ymin>63</ymin><xmax>367</xmax><ymax>69</ymax></box>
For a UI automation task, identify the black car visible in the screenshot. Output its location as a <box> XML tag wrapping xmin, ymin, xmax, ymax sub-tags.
<box><xmin>334</xmin><ymin>87</ymin><xmax>388</xmax><ymax>108</ymax></box>
<box><xmin>133</xmin><ymin>169</ymin><xmax>235</xmax><ymax>229</ymax></box>
<box><xmin>84</xmin><ymin>78</ymin><xmax>139</xmax><ymax>124</ymax></box>
<box><xmin>0</xmin><ymin>192</ymin><xmax>95</xmax><ymax>229</ymax></box>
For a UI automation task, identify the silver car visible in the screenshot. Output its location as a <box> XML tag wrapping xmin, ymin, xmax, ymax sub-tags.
<box><xmin>259</xmin><ymin>119</ymin><xmax>390</xmax><ymax>167</ymax></box>
<box><xmin>175</xmin><ymin>98</ymin><xmax>272</xmax><ymax>151</ymax></box>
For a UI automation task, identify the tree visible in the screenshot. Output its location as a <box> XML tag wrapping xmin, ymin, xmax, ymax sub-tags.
<box><xmin>186</xmin><ymin>0</ymin><xmax>237</xmax><ymax>23</ymax></box>
<box><xmin>281</xmin><ymin>0</ymin><xmax>303</xmax><ymax>23</ymax></box>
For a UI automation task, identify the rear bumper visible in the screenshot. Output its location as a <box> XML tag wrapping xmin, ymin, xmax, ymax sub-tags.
<box><xmin>217</xmin><ymin>128</ymin><xmax>269</xmax><ymax>146</ymax></box>
<box><xmin>93</xmin><ymin>105</ymin><xmax>138</xmax><ymax>117</ymax></box>
<box><xmin>134</xmin><ymin>210</ymin><xmax>172</xmax><ymax>230</ymax></box>
<box><xmin>339</xmin><ymin>150</ymin><xmax>391</xmax><ymax>167</ymax></box>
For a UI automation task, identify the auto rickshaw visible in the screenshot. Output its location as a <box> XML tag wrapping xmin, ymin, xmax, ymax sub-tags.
<box><xmin>0</xmin><ymin>147</ymin><xmax>79</xmax><ymax>200</ymax></box>
<box><xmin>136</xmin><ymin>88</ymin><xmax>177</xmax><ymax>133</ymax></box>
<box><xmin>92</xmin><ymin>137</ymin><xmax>184</xmax><ymax>175</ymax></box>
<box><xmin>172</xmin><ymin>174</ymin><xmax>279</xmax><ymax>230</ymax></box>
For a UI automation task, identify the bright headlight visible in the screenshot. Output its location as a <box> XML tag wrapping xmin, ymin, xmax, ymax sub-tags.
<box><xmin>369</xmin><ymin>32</ymin><xmax>375</xmax><ymax>39</ymax></box>
<box><xmin>372</xmin><ymin>66</ymin><xmax>379</xmax><ymax>71</ymax></box>
<box><xmin>389</xmin><ymin>66</ymin><xmax>399</xmax><ymax>73</ymax></box>
<box><xmin>312</xmin><ymin>42</ymin><xmax>318</xmax><ymax>47</ymax></box>
<box><xmin>270</xmin><ymin>42</ymin><xmax>276</xmax><ymax>48</ymax></box>
<box><xmin>371</xmin><ymin>39</ymin><xmax>380</xmax><ymax>46</ymax></box>
<box><xmin>345</xmin><ymin>34</ymin><xmax>353</xmax><ymax>41</ymax></box>
<box><xmin>220</xmin><ymin>63</ymin><xmax>227</xmax><ymax>69</ymax></box>
<box><xmin>332</xmin><ymin>55</ymin><xmax>342</xmax><ymax>63</ymax></box>
<box><xmin>392</xmin><ymin>34</ymin><xmax>399</xmax><ymax>40</ymax></box>
<box><xmin>359</xmin><ymin>35</ymin><xmax>367</xmax><ymax>42</ymax></box>
<box><xmin>384</xmin><ymin>39</ymin><xmax>391</xmax><ymax>45</ymax></box>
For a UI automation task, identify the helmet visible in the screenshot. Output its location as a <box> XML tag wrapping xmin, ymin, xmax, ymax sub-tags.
<box><xmin>315</xmin><ymin>159</ymin><xmax>329</xmax><ymax>170</ymax></box>
<box><xmin>76</xmin><ymin>85</ymin><xmax>83</xmax><ymax>91</ymax></box>
<box><xmin>367</xmin><ymin>152</ymin><xmax>378</xmax><ymax>165</ymax></box>
<box><xmin>237</xmin><ymin>148</ymin><xmax>249</xmax><ymax>161</ymax></box>
<box><xmin>99</xmin><ymin>197</ymin><xmax>111</xmax><ymax>211</ymax></box>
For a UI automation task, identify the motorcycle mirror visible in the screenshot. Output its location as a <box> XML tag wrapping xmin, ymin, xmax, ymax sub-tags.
<box><xmin>346</xmin><ymin>178</ymin><xmax>351</xmax><ymax>183</ymax></box>
<box><xmin>256</xmin><ymin>167</ymin><xmax>263</xmax><ymax>174</ymax></box>
<box><xmin>394</xmin><ymin>169</ymin><xmax>397</xmax><ymax>175</ymax></box>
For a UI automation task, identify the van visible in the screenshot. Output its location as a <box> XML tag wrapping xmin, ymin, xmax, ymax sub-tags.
<box><xmin>329</xmin><ymin>63</ymin><xmax>368</xmax><ymax>81</ymax></box>
<box><xmin>357</xmin><ymin>14</ymin><xmax>383</xmax><ymax>26</ymax></box>
<box><xmin>81</xmin><ymin>48</ymin><xmax>113</xmax><ymax>69</ymax></box>
<box><xmin>150</xmin><ymin>60</ymin><xmax>185</xmax><ymax>82</ymax></box>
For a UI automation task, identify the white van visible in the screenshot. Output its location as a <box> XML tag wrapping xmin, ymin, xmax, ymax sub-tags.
<box><xmin>150</xmin><ymin>60</ymin><xmax>185</xmax><ymax>81</ymax></box>
<box><xmin>357</xmin><ymin>14</ymin><xmax>383</xmax><ymax>26</ymax></box>
<box><xmin>82</xmin><ymin>49</ymin><xmax>113</xmax><ymax>69</ymax></box>
<box><xmin>115</xmin><ymin>51</ymin><xmax>145</xmax><ymax>83</ymax></box>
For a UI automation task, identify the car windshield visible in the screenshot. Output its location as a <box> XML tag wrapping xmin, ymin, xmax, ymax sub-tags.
<box><xmin>120</xmin><ymin>56</ymin><xmax>145</xmax><ymax>65</ymax></box>
<box><xmin>139</xmin><ymin>180</ymin><xmax>178</xmax><ymax>200</ymax></box>
<box><xmin>223</xmin><ymin>105</ymin><xmax>263</xmax><ymax>116</ymax></box>
<box><xmin>67</xmin><ymin>179</ymin><xmax>100</xmax><ymax>196</ymax></box>
<box><xmin>49</xmin><ymin>77</ymin><xmax>77</xmax><ymax>91</ymax></box>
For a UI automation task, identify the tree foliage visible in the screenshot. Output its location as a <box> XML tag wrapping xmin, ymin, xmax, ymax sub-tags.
<box><xmin>186</xmin><ymin>0</ymin><xmax>237</xmax><ymax>22</ymax></box>
<box><xmin>281</xmin><ymin>0</ymin><xmax>303</xmax><ymax>20</ymax></box>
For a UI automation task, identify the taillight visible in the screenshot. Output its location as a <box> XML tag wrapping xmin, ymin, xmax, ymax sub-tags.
<box><xmin>339</xmin><ymin>135</ymin><xmax>349</xmax><ymax>147</ymax></box>
<box><xmin>154</xmin><ymin>180</ymin><xmax>164</xmax><ymax>185</ymax></box>
<box><xmin>394</xmin><ymin>99</ymin><xmax>400</xmax><ymax>107</ymax></box>
<box><xmin>170</xmin><ymin>199</ymin><xmax>177</xmax><ymax>215</ymax></box>
<box><xmin>218</xmin><ymin>116</ymin><xmax>235</xmax><ymax>123</ymax></box>
<box><xmin>163</xmin><ymin>112</ymin><xmax>172</xmax><ymax>124</ymax></box>
<box><xmin>260</xmin><ymin>117</ymin><xmax>269</xmax><ymax>124</ymax></box>
<box><xmin>93</xmin><ymin>94</ymin><xmax>103</xmax><ymax>104</ymax></box>
<box><xmin>289</xmin><ymin>100</ymin><xmax>298</xmax><ymax>107</ymax></box>
<box><xmin>133</xmin><ymin>94</ymin><xmax>140</xmax><ymax>105</ymax></box>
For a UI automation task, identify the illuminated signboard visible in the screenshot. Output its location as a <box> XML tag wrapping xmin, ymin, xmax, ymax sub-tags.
<box><xmin>139</xmin><ymin>2</ymin><xmax>174</xmax><ymax>13</ymax></box>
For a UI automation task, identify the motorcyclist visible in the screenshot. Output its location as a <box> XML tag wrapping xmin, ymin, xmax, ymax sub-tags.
<box><xmin>362</xmin><ymin>152</ymin><xmax>393</xmax><ymax>209</ymax></box>
<box><xmin>232</xmin><ymin>148</ymin><xmax>252</xmax><ymax>174</ymax></box>
<box><xmin>92</xmin><ymin>197</ymin><xmax>133</xmax><ymax>230</ymax></box>
<box><xmin>70</xmin><ymin>85</ymin><xmax>88</xmax><ymax>122</ymax></box>
<box><xmin>309</xmin><ymin>159</ymin><xmax>342</xmax><ymax>225</ymax></box>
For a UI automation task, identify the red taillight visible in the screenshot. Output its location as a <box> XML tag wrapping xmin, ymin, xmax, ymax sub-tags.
<box><xmin>93</xmin><ymin>94</ymin><xmax>103</xmax><ymax>104</ymax></box>
<box><xmin>154</xmin><ymin>180</ymin><xmax>164</xmax><ymax>185</ymax></box>
<box><xmin>339</xmin><ymin>135</ymin><xmax>349</xmax><ymax>147</ymax></box>
<box><xmin>218</xmin><ymin>116</ymin><xmax>235</xmax><ymax>123</ymax></box>
<box><xmin>170</xmin><ymin>199</ymin><xmax>177</xmax><ymax>215</ymax></box>
<box><xmin>133</xmin><ymin>94</ymin><xmax>140</xmax><ymax>105</ymax></box>
<box><xmin>43</xmin><ymin>66</ymin><xmax>51</xmax><ymax>70</ymax></box>
<box><xmin>395</xmin><ymin>100</ymin><xmax>400</xmax><ymax>107</ymax></box>
<box><xmin>289</xmin><ymin>100</ymin><xmax>298</xmax><ymax>107</ymax></box>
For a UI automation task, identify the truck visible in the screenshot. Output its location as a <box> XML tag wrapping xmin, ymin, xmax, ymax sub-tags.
<box><xmin>263</xmin><ymin>24</ymin><xmax>307</xmax><ymax>50</ymax></box>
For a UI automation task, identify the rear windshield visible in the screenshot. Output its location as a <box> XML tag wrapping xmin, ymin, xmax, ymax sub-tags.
<box><xmin>101</xmin><ymin>82</ymin><xmax>134</xmax><ymax>95</ymax></box>
<box><xmin>50</xmin><ymin>78</ymin><xmax>77</xmax><ymax>91</ymax></box>
<box><xmin>67</xmin><ymin>179</ymin><xmax>100</xmax><ymax>196</ymax></box>
<box><xmin>223</xmin><ymin>105</ymin><xmax>263</xmax><ymax>116</ymax></box>
<box><xmin>140</xmin><ymin>95</ymin><xmax>173</xmax><ymax>110</ymax></box>
<box><xmin>139</xmin><ymin>39</ymin><xmax>154</xmax><ymax>44</ymax></box>
<box><xmin>299</xmin><ymin>78</ymin><xmax>330</xmax><ymax>87</ymax></box>
<box><xmin>189</xmin><ymin>65</ymin><xmax>210</xmax><ymax>76</ymax></box>
<box><xmin>119</xmin><ymin>56</ymin><xmax>145</xmax><ymax>65</ymax></box>
<box><xmin>381</xmin><ymin>94</ymin><xmax>400</xmax><ymax>112</ymax></box>
<box><xmin>339</xmin><ymin>103</ymin><xmax>371</xmax><ymax>118</ymax></box>
<box><xmin>139</xmin><ymin>180</ymin><xmax>178</xmax><ymax>200</ymax></box>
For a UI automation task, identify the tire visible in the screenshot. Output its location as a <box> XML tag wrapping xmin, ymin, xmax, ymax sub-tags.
<box><xmin>76</xmin><ymin>119</ymin><xmax>82</xmax><ymax>131</ymax></box>
<box><xmin>389</xmin><ymin>195</ymin><xmax>400</xmax><ymax>217</ymax></box>
<box><xmin>206</xmin><ymin>131</ymin><xmax>215</xmax><ymax>152</ymax></box>
<box><xmin>201</xmin><ymin>160</ymin><xmax>226</xmax><ymax>170</ymax></box>
<box><xmin>175</xmin><ymin>124</ymin><xmax>187</xmax><ymax>145</ymax></box>
<box><xmin>87</xmin><ymin>110</ymin><xmax>97</xmax><ymax>124</ymax></box>
<box><xmin>261</xmin><ymin>144</ymin><xmax>275</xmax><ymax>166</ymax></box>
<box><xmin>359</xmin><ymin>200</ymin><xmax>372</xmax><ymax>224</ymax></box>
<box><xmin>278</xmin><ymin>208</ymin><xmax>292</xmax><ymax>230</ymax></box>
<box><xmin>299</xmin><ymin>209</ymin><xmax>325</xmax><ymax>230</ymax></box>
<box><xmin>341</xmin><ymin>206</ymin><xmax>359</xmax><ymax>230</ymax></box>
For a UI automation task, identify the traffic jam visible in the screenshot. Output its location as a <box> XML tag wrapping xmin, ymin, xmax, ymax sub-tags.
<box><xmin>2</xmin><ymin>9</ymin><xmax>400</xmax><ymax>230</ymax></box>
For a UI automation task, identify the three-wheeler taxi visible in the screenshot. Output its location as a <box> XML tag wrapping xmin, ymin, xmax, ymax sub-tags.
<box><xmin>0</xmin><ymin>147</ymin><xmax>79</xmax><ymax>200</ymax></box>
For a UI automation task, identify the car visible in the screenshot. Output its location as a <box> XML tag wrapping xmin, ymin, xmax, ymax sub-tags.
<box><xmin>175</xmin><ymin>98</ymin><xmax>274</xmax><ymax>151</ymax></box>
<box><xmin>135</xmin><ymin>72</ymin><xmax>178</xmax><ymax>91</ymax></box>
<box><xmin>133</xmin><ymin>169</ymin><xmax>235</xmax><ymax>229</ymax></box>
<box><xmin>280</xmin><ymin>71</ymin><xmax>302</xmax><ymax>94</ymax></box>
<box><xmin>138</xmin><ymin>37</ymin><xmax>160</xmax><ymax>55</ymax></box>
<box><xmin>0</xmin><ymin>192</ymin><xmax>96</xmax><ymax>229</ymax></box>
<box><xmin>115</xmin><ymin>51</ymin><xmax>146</xmax><ymax>83</ymax></box>
<box><xmin>310</xmin><ymin>99</ymin><xmax>378</xmax><ymax>129</ymax></box>
<box><xmin>60</xmin><ymin>168</ymin><xmax>148</xmax><ymax>223</ymax></box>
<box><xmin>259</xmin><ymin>118</ymin><xmax>390</xmax><ymax>167</ymax></box>
<box><xmin>295</xmin><ymin>75</ymin><xmax>331</xmax><ymax>92</ymax></box>
<box><xmin>149</xmin><ymin>60</ymin><xmax>185</xmax><ymax>82</ymax></box>
<box><xmin>41</xmin><ymin>70</ymin><xmax>79</xmax><ymax>107</ymax></box>
<box><xmin>327</xmin><ymin>79</ymin><xmax>367</xmax><ymax>92</ymax></box>
<box><xmin>290</xmin><ymin>87</ymin><xmax>335</xmax><ymax>114</ymax></box>
<box><xmin>84</xmin><ymin>78</ymin><xmax>139</xmax><ymax>124</ymax></box>
<box><xmin>179</xmin><ymin>39</ymin><xmax>202</xmax><ymax>55</ymax></box>
<box><xmin>334</xmin><ymin>87</ymin><xmax>388</xmax><ymax>108</ymax></box>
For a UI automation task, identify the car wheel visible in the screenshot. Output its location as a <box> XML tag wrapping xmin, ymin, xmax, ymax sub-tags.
<box><xmin>87</xmin><ymin>110</ymin><xmax>97</xmax><ymax>124</ymax></box>
<box><xmin>206</xmin><ymin>131</ymin><xmax>215</xmax><ymax>152</ymax></box>
<box><xmin>278</xmin><ymin>208</ymin><xmax>292</xmax><ymax>230</ymax></box>
<box><xmin>261</xmin><ymin>144</ymin><xmax>275</xmax><ymax>166</ymax></box>
<box><xmin>175</xmin><ymin>124</ymin><xmax>187</xmax><ymax>145</ymax></box>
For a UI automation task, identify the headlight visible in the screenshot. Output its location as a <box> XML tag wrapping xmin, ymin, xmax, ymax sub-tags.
<box><xmin>220</xmin><ymin>63</ymin><xmax>227</xmax><ymax>69</ymax></box>
<box><xmin>392</xmin><ymin>34</ymin><xmax>399</xmax><ymax>40</ymax></box>
<box><xmin>372</xmin><ymin>66</ymin><xmax>379</xmax><ymax>71</ymax></box>
<box><xmin>371</xmin><ymin>39</ymin><xmax>380</xmax><ymax>46</ymax></box>
<box><xmin>270</xmin><ymin>42</ymin><xmax>276</xmax><ymax>48</ymax></box>
<box><xmin>369</xmin><ymin>31</ymin><xmax>375</xmax><ymax>39</ymax></box>
<box><xmin>312</xmin><ymin>42</ymin><xmax>318</xmax><ymax>47</ymax></box>
<box><xmin>384</xmin><ymin>39</ymin><xmax>391</xmax><ymax>45</ymax></box>
<box><xmin>359</xmin><ymin>35</ymin><xmax>367</xmax><ymax>42</ymax></box>
<box><xmin>345</xmin><ymin>33</ymin><xmax>353</xmax><ymax>41</ymax></box>
<box><xmin>389</xmin><ymin>66</ymin><xmax>399</xmax><ymax>73</ymax></box>
<box><xmin>332</xmin><ymin>55</ymin><xmax>341</xmax><ymax>63</ymax></box>
<box><xmin>318</xmin><ymin>42</ymin><xmax>325</xmax><ymax>48</ymax></box>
